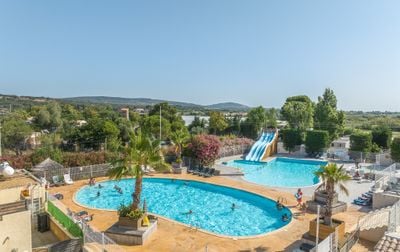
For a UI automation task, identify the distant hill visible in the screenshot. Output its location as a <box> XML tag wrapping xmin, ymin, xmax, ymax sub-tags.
<box><xmin>62</xmin><ymin>96</ymin><xmax>203</xmax><ymax>109</ymax></box>
<box><xmin>206</xmin><ymin>102</ymin><xmax>250</xmax><ymax>111</ymax></box>
<box><xmin>62</xmin><ymin>96</ymin><xmax>250</xmax><ymax>111</ymax></box>
<box><xmin>0</xmin><ymin>93</ymin><xmax>251</xmax><ymax>112</ymax></box>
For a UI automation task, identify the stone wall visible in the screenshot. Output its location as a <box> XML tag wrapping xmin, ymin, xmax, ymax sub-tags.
<box><xmin>0</xmin><ymin>210</ymin><xmax>32</xmax><ymax>252</ymax></box>
<box><xmin>373</xmin><ymin>192</ymin><xmax>400</xmax><ymax>210</ymax></box>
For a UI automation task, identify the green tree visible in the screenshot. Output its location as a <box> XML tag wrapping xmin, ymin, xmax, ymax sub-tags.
<box><xmin>47</xmin><ymin>102</ymin><xmax>63</xmax><ymax>129</ymax></box>
<box><xmin>141</xmin><ymin>115</ymin><xmax>171</xmax><ymax>140</ymax></box>
<box><xmin>36</xmin><ymin>109</ymin><xmax>51</xmax><ymax>128</ymax></box>
<box><xmin>281</xmin><ymin>128</ymin><xmax>303</xmax><ymax>153</ymax></box>
<box><xmin>281</xmin><ymin>95</ymin><xmax>314</xmax><ymax>131</ymax></box>
<box><xmin>372</xmin><ymin>125</ymin><xmax>392</xmax><ymax>149</ymax></box>
<box><xmin>247</xmin><ymin>106</ymin><xmax>267</xmax><ymax>132</ymax></box>
<box><xmin>171</xmin><ymin>129</ymin><xmax>190</xmax><ymax>162</ymax></box>
<box><xmin>104</xmin><ymin>121</ymin><xmax>121</xmax><ymax>152</ymax></box>
<box><xmin>208</xmin><ymin>111</ymin><xmax>228</xmax><ymax>135</ymax></box>
<box><xmin>265</xmin><ymin>108</ymin><xmax>278</xmax><ymax>128</ymax></box>
<box><xmin>314</xmin><ymin>164</ymin><xmax>351</xmax><ymax>226</ymax></box>
<box><xmin>305</xmin><ymin>130</ymin><xmax>329</xmax><ymax>156</ymax></box>
<box><xmin>314</xmin><ymin>89</ymin><xmax>344</xmax><ymax>141</ymax></box>
<box><xmin>149</xmin><ymin>102</ymin><xmax>179</xmax><ymax>122</ymax></box>
<box><xmin>391</xmin><ymin>138</ymin><xmax>400</xmax><ymax>162</ymax></box>
<box><xmin>350</xmin><ymin>131</ymin><xmax>372</xmax><ymax>153</ymax></box>
<box><xmin>188</xmin><ymin>116</ymin><xmax>207</xmax><ymax>134</ymax></box>
<box><xmin>2</xmin><ymin>114</ymin><xmax>32</xmax><ymax>155</ymax></box>
<box><xmin>108</xmin><ymin>131</ymin><xmax>162</xmax><ymax>210</ymax></box>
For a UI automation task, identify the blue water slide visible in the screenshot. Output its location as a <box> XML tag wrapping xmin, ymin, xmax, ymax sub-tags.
<box><xmin>253</xmin><ymin>132</ymin><xmax>275</xmax><ymax>161</ymax></box>
<box><xmin>245</xmin><ymin>133</ymin><xmax>266</xmax><ymax>160</ymax></box>
<box><xmin>249</xmin><ymin>132</ymin><xmax>272</xmax><ymax>161</ymax></box>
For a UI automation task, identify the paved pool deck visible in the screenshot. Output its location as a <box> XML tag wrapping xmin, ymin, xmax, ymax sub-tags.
<box><xmin>49</xmin><ymin>173</ymin><xmax>368</xmax><ymax>252</ymax></box>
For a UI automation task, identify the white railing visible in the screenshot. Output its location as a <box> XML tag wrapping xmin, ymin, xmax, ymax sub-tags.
<box><xmin>82</xmin><ymin>222</ymin><xmax>125</xmax><ymax>252</ymax></box>
<box><xmin>358</xmin><ymin>208</ymin><xmax>390</xmax><ymax>231</ymax></box>
<box><xmin>373</xmin><ymin>163</ymin><xmax>397</xmax><ymax>192</ymax></box>
<box><xmin>313</xmin><ymin>230</ymin><xmax>338</xmax><ymax>252</ymax></box>
<box><xmin>389</xmin><ymin>200</ymin><xmax>400</xmax><ymax>233</ymax></box>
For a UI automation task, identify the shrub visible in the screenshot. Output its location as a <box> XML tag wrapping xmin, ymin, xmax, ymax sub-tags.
<box><xmin>281</xmin><ymin>128</ymin><xmax>303</xmax><ymax>153</ymax></box>
<box><xmin>391</xmin><ymin>138</ymin><xmax>400</xmax><ymax>162</ymax></box>
<box><xmin>305</xmin><ymin>130</ymin><xmax>329</xmax><ymax>156</ymax></box>
<box><xmin>350</xmin><ymin>131</ymin><xmax>372</xmax><ymax>153</ymax></box>
<box><xmin>118</xmin><ymin>204</ymin><xmax>144</xmax><ymax>220</ymax></box>
<box><xmin>186</xmin><ymin>135</ymin><xmax>221</xmax><ymax>167</ymax></box>
<box><xmin>372</xmin><ymin>126</ymin><xmax>392</xmax><ymax>149</ymax></box>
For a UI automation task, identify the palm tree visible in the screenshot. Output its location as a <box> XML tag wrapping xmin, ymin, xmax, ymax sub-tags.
<box><xmin>108</xmin><ymin>130</ymin><xmax>161</xmax><ymax>210</ymax></box>
<box><xmin>171</xmin><ymin>129</ymin><xmax>189</xmax><ymax>162</ymax></box>
<box><xmin>314</xmin><ymin>163</ymin><xmax>351</xmax><ymax>226</ymax></box>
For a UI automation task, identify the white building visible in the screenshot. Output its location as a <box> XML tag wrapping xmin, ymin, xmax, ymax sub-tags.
<box><xmin>327</xmin><ymin>136</ymin><xmax>350</xmax><ymax>160</ymax></box>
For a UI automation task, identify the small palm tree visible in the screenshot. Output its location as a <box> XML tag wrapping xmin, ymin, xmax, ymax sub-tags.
<box><xmin>171</xmin><ymin>129</ymin><xmax>189</xmax><ymax>162</ymax></box>
<box><xmin>108</xmin><ymin>130</ymin><xmax>161</xmax><ymax>210</ymax></box>
<box><xmin>314</xmin><ymin>163</ymin><xmax>351</xmax><ymax>226</ymax></box>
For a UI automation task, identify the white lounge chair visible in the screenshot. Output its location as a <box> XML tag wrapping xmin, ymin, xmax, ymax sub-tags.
<box><xmin>63</xmin><ymin>174</ymin><xmax>74</xmax><ymax>185</ymax></box>
<box><xmin>52</xmin><ymin>176</ymin><xmax>64</xmax><ymax>186</ymax></box>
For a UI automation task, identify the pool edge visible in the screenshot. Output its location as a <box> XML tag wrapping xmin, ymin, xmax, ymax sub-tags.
<box><xmin>72</xmin><ymin>176</ymin><xmax>294</xmax><ymax>240</ymax></box>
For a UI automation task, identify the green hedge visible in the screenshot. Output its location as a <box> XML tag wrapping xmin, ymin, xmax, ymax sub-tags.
<box><xmin>47</xmin><ymin>201</ymin><xmax>83</xmax><ymax>238</ymax></box>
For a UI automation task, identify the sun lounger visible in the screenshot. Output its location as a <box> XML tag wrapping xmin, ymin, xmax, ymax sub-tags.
<box><xmin>353</xmin><ymin>198</ymin><xmax>371</xmax><ymax>206</ymax></box>
<box><xmin>63</xmin><ymin>174</ymin><xmax>74</xmax><ymax>185</ymax></box>
<box><xmin>199</xmin><ymin>168</ymin><xmax>210</xmax><ymax>176</ymax></box>
<box><xmin>52</xmin><ymin>176</ymin><xmax>64</xmax><ymax>186</ymax></box>
<box><xmin>204</xmin><ymin>168</ymin><xmax>216</xmax><ymax>177</ymax></box>
<box><xmin>187</xmin><ymin>166</ymin><xmax>195</xmax><ymax>173</ymax></box>
<box><xmin>193</xmin><ymin>167</ymin><xmax>204</xmax><ymax>175</ymax></box>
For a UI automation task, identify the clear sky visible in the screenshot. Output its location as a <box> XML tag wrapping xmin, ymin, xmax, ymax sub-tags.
<box><xmin>0</xmin><ymin>1</ymin><xmax>399</xmax><ymax>111</ymax></box>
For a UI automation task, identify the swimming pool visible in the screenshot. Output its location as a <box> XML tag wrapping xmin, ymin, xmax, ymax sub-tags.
<box><xmin>75</xmin><ymin>178</ymin><xmax>291</xmax><ymax>237</ymax></box>
<box><xmin>226</xmin><ymin>158</ymin><xmax>327</xmax><ymax>188</ymax></box>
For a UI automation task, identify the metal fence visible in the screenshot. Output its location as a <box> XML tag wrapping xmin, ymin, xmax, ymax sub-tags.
<box><xmin>312</xmin><ymin>230</ymin><xmax>338</xmax><ymax>252</ymax></box>
<box><xmin>82</xmin><ymin>222</ymin><xmax>125</xmax><ymax>252</ymax></box>
<box><xmin>47</xmin><ymin>197</ymin><xmax>83</xmax><ymax>238</ymax></box>
<box><xmin>36</xmin><ymin>163</ymin><xmax>112</xmax><ymax>183</ymax></box>
<box><xmin>388</xmin><ymin>200</ymin><xmax>400</xmax><ymax>233</ymax></box>
<box><xmin>373</xmin><ymin>163</ymin><xmax>397</xmax><ymax>192</ymax></box>
<box><xmin>47</xmin><ymin>195</ymin><xmax>125</xmax><ymax>251</ymax></box>
<box><xmin>218</xmin><ymin>144</ymin><xmax>251</xmax><ymax>158</ymax></box>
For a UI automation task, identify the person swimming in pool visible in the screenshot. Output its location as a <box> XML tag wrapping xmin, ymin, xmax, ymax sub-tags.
<box><xmin>98</xmin><ymin>184</ymin><xmax>103</xmax><ymax>189</ymax></box>
<box><xmin>282</xmin><ymin>213</ymin><xmax>289</xmax><ymax>222</ymax></box>
<box><xmin>231</xmin><ymin>203</ymin><xmax>237</xmax><ymax>210</ymax></box>
<box><xmin>184</xmin><ymin>210</ymin><xmax>193</xmax><ymax>215</ymax></box>
<box><xmin>276</xmin><ymin>199</ymin><xmax>283</xmax><ymax>210</ymax></box>
<box><xmin>96</xmin><ymin>191</ymin><xmax>100</xmax><ymax>197</ymax></box>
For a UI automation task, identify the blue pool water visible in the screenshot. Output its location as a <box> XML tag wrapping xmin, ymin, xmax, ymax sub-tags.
<box><xmin>226</xmin><ymin>158</ymin><xmax>327</xmax><ymax>188</ymax></box>
<box><xmin>75</xmin><ymin>178</ymin><xmax>291</xmax><ymax>236</ymax></box>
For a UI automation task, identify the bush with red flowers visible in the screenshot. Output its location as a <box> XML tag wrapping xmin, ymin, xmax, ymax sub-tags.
<box><xmin>187</xmin><ymin>135</ymin><xmax>221</xmax><ymax>167</ymax></box>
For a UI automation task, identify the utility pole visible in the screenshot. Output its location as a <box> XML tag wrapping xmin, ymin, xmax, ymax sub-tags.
<box><xmin>159</xmin><ymin>105</ymin><xmax>162</xmax><ymax>141</ymax></box>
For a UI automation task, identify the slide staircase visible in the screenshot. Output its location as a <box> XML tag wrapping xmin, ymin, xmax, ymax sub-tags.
<box><xmin>245</xmin><ymin>130</ymin><xmax>278</xmax><ymax>162</ymax></box>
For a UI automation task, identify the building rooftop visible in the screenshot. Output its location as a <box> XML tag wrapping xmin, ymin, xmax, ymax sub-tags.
<box><xmin>0</xmin><ymin>170</ymin><xmax>38</xmax><ymax>190</ymax></box>
<box><xmin>375</xmin><ymin>233</ymin><xmax>400</xmax><ymax>251</ymax></box>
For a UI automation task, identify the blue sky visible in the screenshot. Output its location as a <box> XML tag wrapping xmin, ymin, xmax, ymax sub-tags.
<box><xmin>0</xmin><ymin>1</ymin><xmax>399</xmax><ymax>111</ymax></box>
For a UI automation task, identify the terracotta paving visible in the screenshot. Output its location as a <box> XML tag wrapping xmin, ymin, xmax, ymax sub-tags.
<box><xmin>49</xmin><ymin>173</ymin><xmax>368</xmax><ymax>252</ymax></box>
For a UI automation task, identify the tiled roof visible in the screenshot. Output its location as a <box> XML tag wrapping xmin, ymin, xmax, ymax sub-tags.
<box><xmin>375</xmin><ymin>233</ymin><xmax>400</xmax><ymax>251</ymax></box>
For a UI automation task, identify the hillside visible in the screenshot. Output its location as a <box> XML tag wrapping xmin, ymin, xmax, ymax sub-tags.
<box><xmin>62</xmin><ymin>96</ymin><xmax>250</xmax><ymax>111</ymax></box>
<box><xmin>0</xmin><ymin>94</ymin><xmax>251</xmax><ymax>112</ymax></box>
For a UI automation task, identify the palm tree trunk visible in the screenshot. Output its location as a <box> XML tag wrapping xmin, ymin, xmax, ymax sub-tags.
<box><xmin>132</xmin><ymin>171</ymin><xmax>142</xmax><ymax>210</ymax></box>
<box><xmin>324</xmin><ymin>180</ymin><xmax>333</xmax><ymax>226</ymax></box>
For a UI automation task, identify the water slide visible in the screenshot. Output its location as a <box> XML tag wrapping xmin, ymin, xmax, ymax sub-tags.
<box><xmin>245</xmin><ymin>133</ymin><xmax>266</xmax><ymax>160</ymax></box>
<box><xmin>245</xmin><ymin>131</ymin><xmax>278</xmax><ymax>162</ymax></box>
